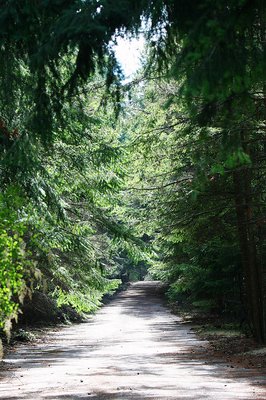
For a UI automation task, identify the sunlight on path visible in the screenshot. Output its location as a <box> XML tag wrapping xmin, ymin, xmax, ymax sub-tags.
<box><xmin>0</xmin><ymin>282</ymin><xmax>265</xmax><ymax>399</ymax></box>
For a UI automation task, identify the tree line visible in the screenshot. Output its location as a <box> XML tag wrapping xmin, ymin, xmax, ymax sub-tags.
<box><xmin>0</xmin><ymin>0</ymin><xmax>265</xmax><ymax>343</ymax></box>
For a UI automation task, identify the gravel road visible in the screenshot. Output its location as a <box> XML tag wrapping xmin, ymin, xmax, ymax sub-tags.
<box><xmin>0</xmin><ymin>281</ymin><xmax>265</xmax><ymax>399</ymax></box>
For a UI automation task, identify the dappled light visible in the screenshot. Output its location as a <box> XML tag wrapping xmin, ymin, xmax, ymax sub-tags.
<box><xmin>1</xmin><ymin>283</ymin><xmax>265</xmax><ymax>399</ymax></box>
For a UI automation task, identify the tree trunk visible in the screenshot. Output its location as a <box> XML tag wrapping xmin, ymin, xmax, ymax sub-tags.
<box><xmin>233</xmin><ymin>168</ymin><xmax>265</xmax><ymax>342</ymax></box>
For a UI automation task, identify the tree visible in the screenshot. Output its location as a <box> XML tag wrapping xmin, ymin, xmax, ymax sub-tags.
<box><xmin>144</xmin><ymin>0</ymin><xmax>266</xmax><ymax>342</ymax></box>
<box><xmin>119</xmin><ymin>72</ymin><xmax>265</xmax><ymax>341</ymax></box>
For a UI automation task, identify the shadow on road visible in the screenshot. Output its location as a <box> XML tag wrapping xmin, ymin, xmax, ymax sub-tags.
<box><xmin>0</xmin><ymin>281</ymin><xmax>265</xmax><ymax>400</ymax></box>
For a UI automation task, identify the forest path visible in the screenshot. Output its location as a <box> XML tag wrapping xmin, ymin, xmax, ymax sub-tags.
<box><xmin>0</xmin><ymin>281</ymin><xmax>265</xmax><ymax>399</ymax></box>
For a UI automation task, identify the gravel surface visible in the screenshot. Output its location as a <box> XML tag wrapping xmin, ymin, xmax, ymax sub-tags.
<box><xmin>0</xmin><ymin>281</ymin><xmax>265</xmax><ymax>399</ymax></box>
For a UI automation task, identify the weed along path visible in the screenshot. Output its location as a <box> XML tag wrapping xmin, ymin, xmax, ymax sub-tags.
<box><xmin>0</xmin><ymin>282</ymin><xmax>265</xmax><ymax>400</ymax></box>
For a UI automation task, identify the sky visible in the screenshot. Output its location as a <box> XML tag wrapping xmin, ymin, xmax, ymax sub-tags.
<box><xmin>113</xmin><ymin>35</ymin><xmax>145</xmax><ymax>81</ymax></box>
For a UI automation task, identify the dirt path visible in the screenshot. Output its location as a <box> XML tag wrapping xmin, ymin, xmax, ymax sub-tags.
<box><xmin>0</xmin><ymin>281</ymin><xmax>265</xmax><ymax>399</ymax></box>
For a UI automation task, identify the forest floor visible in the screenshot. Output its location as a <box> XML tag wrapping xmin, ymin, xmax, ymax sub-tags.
<box><xmin>0</xmin><ymin>281</ymin><xmax>265</xmax><ymax>399</ymax></box>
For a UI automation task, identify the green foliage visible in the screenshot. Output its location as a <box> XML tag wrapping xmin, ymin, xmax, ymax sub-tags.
<box><xmin>53</xmin><ymin>278</ymin><xmax>120</xmax><ymax>314</ymax></box>
<box><xmin>0</xmin><ymin>187</ymin><xmax>38</xmax><ymax>338</ymax></box>
<box><xmin>0</xmin><ymin>70</ymin><xmax>146</xmax><ymax>337</ymax></box>
<box><xmin>0</xmin><ymin>0</ymin><xmax>147</xmax><ymax>143</ymax></box>
<box><xmin>120</xmin><ymin>74</ymin><xmax>265</xmax><ymax>331</ymax></box>
<box><xmin>0</xmin><ymin>0</ymin><xmax>265</xmax><ymax>343</ymax></box>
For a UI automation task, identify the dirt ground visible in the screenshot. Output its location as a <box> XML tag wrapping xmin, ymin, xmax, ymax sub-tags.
<box><xmin>0</xmin><ymin>281</ymin><xmax>265</xmax><ymax>399</ymax></box>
